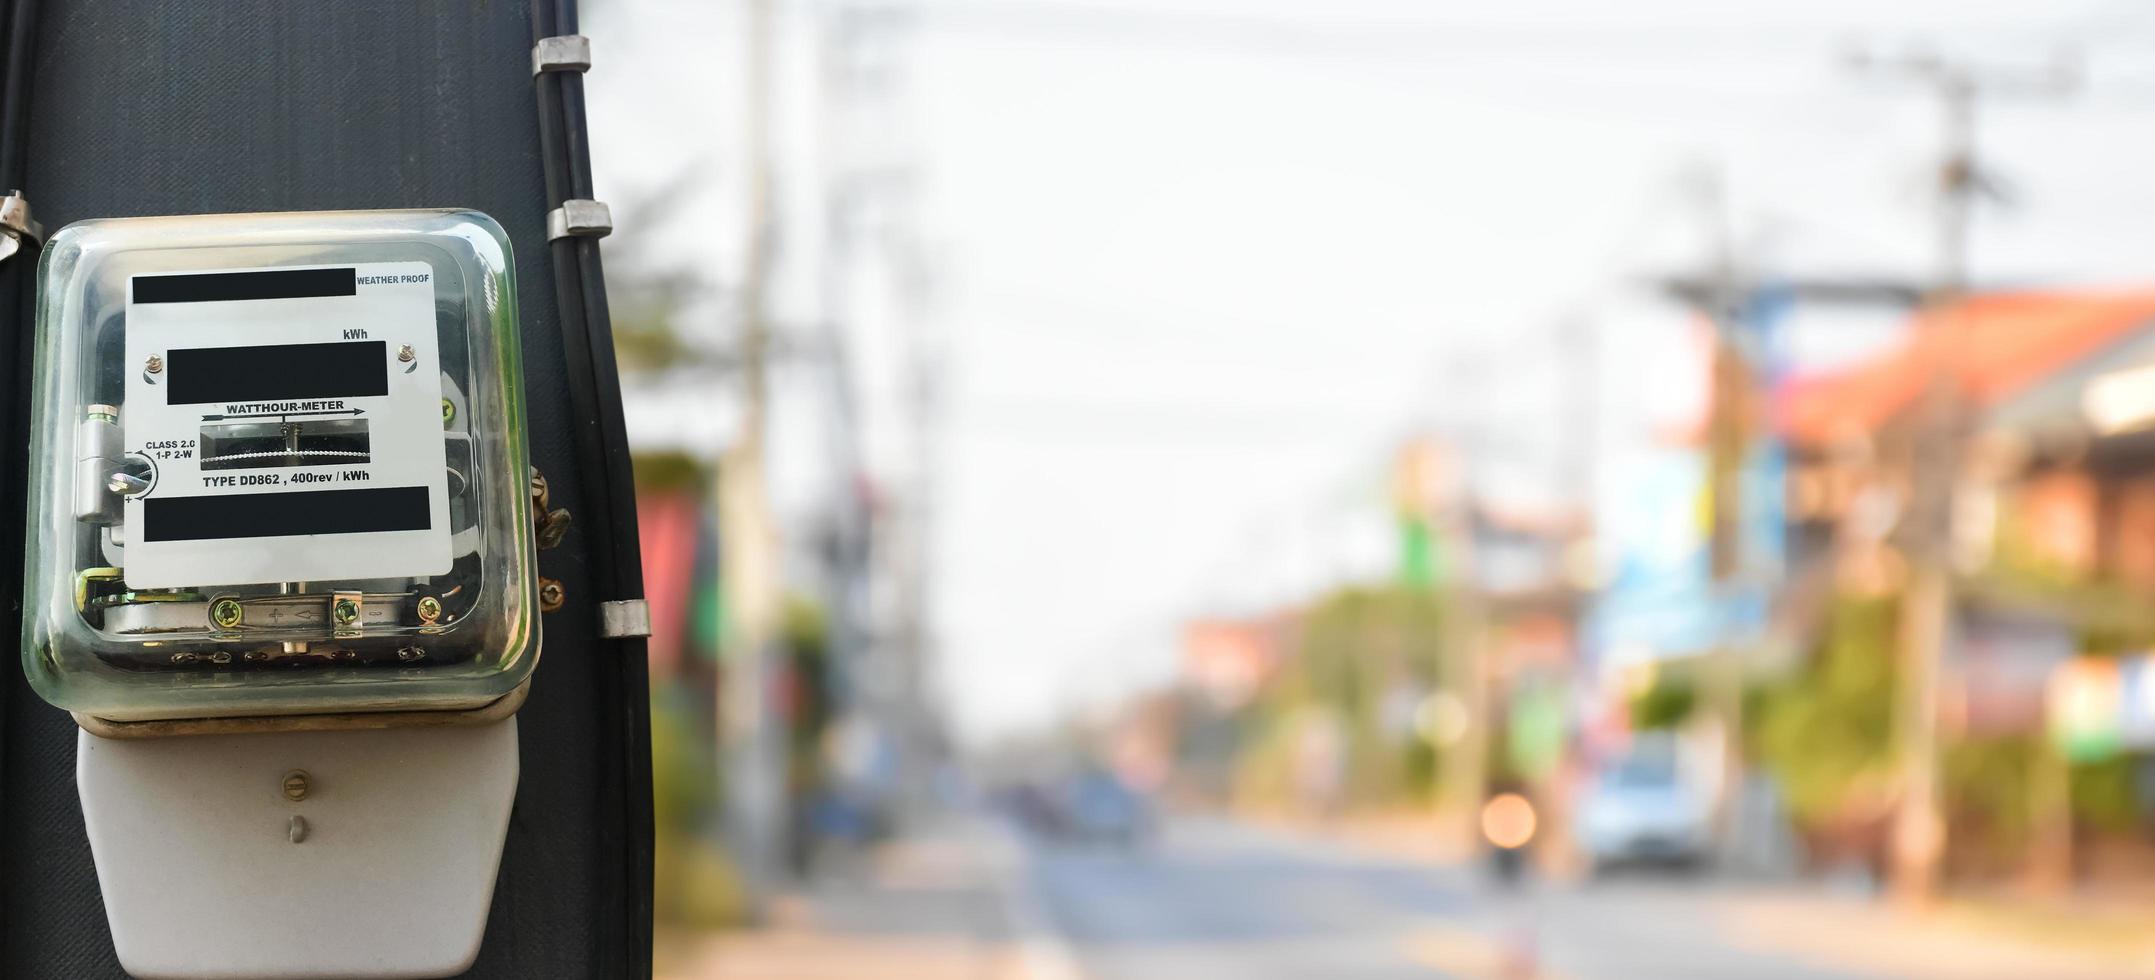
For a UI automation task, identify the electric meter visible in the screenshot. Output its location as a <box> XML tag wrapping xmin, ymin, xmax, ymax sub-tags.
<box><xmin>21</xmin><ymin>209</ymin><xmax>537</xmax><ymax>730</ymax></box>
<box><xmin>19</xmin><ymin>210</ymin><xmax>539</xmax><ymax>979</ymax></box>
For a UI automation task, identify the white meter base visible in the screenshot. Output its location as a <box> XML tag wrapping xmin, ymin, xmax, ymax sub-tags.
<box><xmin>77</xmin><ymin>718</ymin><xmax>519</xmax><ymax>979</ymax></box>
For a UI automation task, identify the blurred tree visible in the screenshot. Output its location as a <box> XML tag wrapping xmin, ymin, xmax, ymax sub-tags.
<box><xmin>1235</xmin><ymin>585</ymin><xmax>1446</xmax><ymax>810</ymax></box>
<box><xmin>631</xmin><ymin>450</ymin><xmax>708</xmax><ymax>496</ymax></box>
<box><xmin>650</xmin><ymin>692</ymin><xmax>744</xmax><ymax>927</ymax></box>
<box><xmin>1628</xmin><ymin>675</ymin><xmax>1697</xmax><ymax>730</ymax></box>
<box><xmin>780</xmin><ymin>596</ymin><xmax>833</xmax><ymax>874</ymax></box>
<box><xmin>602</xmin><ymin>168</ymin><xmax>717</xmax><ymax>375</ymax></box>
<box><xmin>1753</xmin><ymin>597</ymin><xmax>1898</xmax><ymax>827</ymax></box>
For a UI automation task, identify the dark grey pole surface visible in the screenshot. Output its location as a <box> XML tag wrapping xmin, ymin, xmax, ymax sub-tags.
<box><xmin>0</xmin><ymin>3</ymin><xmax>649</xmax><ymax>976</ymax></box>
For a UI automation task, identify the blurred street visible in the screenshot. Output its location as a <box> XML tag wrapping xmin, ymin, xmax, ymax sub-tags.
<box><xmin>1029</xmin><ymin>816</ymin><xmax>1856</xmax><ymax>980</ymax></box>
<box><xmin>664</xmin><ymin>812</ymin><xmax>2155</xmax><ymax>980</ymax></box>
<box><xmin>603</xmin><ymin>1</ymin><xmax>2155</xmax><ymax>974</ymax></box>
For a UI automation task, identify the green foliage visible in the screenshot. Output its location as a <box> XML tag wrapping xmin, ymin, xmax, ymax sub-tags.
<box><xmin>1942</xmin><ymin>735</ymin><xmax>2037</xmax><ymax>859</ymax></box>
<box><xmin>609</xmin><ymin>265</ymin><xmax>703</xmax><ymax>374</ymax></box>
<box><xmin>650</xmin><ymin>692</ymin><xmax>715</xmax><ymax>835</ymax></box>
<box><xmin>1238</xmin><ymin>584</ymin><xmax>1447</xmax><ymax>807</ymax></box>
<box><xmin>649</xmin><ymin>692</ymin><xmax>746</xmax><ymax>928</ymax></box>
<box><xmin>2071</xmin><ymin>755</ymin><xmax>2141</xmax><ymax>834</ymax></box>
<box><xmin>632</xmin><ymin>450</ymin><xmax>709</xmax><ymax>495</ymax></box>
<box><xmin>652</xmin><ymin>831</ymin><xmax>747</xmax><ymax>929</ymax></box>
<box><xmin>1628</xmin><ymin>676</ymin><xmax>1696</xmax><ymax>730</ymax></box>
<box><xmin>1753</xmin><ymin>597</ymin><xmax>1899</xmax><ymax>825</ymax></box>
<box><xmin>782</xmin><ymin>596</ymin><xmax>834</xmax><ymax>791</ymax></box>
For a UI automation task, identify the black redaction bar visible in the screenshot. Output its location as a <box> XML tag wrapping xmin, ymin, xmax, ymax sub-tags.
<box><xmin>166</xmin><ymin>341</ymin><xmax>388</xmax><ymax>404</ymax></box>
<box><xmin>133</xmin><ymin>267</ymin><xmax>356</xmax><ymax>304</ymax></box>
<box><xmin>142</xmin><ymin>486</ymin><xmax>430</xmax><ymax>542</ymax></box>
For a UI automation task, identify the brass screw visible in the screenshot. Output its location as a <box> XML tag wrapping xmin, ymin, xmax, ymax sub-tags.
<box><xmin>144</xmin><ymin>354</ymin><xmax>163</xmax><ymax>374</ymax></box>
<box><xmin>282</xmin><ymin>770</ymin><xmax>310</xmax><ymax>802</ymax></box>
<box><xmin>397</xmin><ymin>344</ymin><xmax>416</xmax><ymax>363</ymax></box>
<box><xmin>415</xmin><ymin>595</ymin><xmax>443</xmax><ymax>624</ymax></box>
<box><xmin>441</xmin><ymin>398</ymin><xmax>455</xmax><ymax>425</ymax></box>
<box><xmin>538</xmin><ymin>577</ymin><xmax>566</xmax><ymax>613</ymax></box>
<box><xmin>331</xmin><ymin>598</ymin><xmax>360</xmax><ymax>627</ymax></box>
<box><xmin>209</xmin><ymin>597</ymin><xmax>243</xmax><ymax>630</ymax></box>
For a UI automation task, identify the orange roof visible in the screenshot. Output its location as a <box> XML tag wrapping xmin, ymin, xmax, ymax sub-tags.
<box><xmin>1781</xmin><ymin>291</ymin><xmax>2155</xmax><ymax>445</ymax></box>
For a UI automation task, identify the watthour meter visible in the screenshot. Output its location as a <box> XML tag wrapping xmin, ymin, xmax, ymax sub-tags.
<box><xmin>21</xmin><ymin>210</ymin><xmax>538</xmax><ymax>980</ymax></box>
<box><xmin>24</xmin><ymin>209</ymin><xmax>535</xmax><ymax>727</ymax></box>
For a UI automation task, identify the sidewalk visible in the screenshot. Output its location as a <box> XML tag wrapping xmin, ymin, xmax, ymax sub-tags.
<box><xmin>658</xmin><ymin>818</ymin><xmax>1051</xmax><ymax>980</ymax></box>
<box><xmin>1724</xmin><ymin>889</ymin><xmax>2155</xmax><ymax>980</ymax></box>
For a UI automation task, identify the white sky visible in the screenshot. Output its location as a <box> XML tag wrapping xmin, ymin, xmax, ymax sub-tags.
<box><xmin>589</xmin><ymin>0</ymin><xmax>2155</xmax><ymax>745</ymax></box>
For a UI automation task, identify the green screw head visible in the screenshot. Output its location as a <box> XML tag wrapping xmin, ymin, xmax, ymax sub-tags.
<box><xmin>415</xmin><ymin>595</ymin><xmax>443</xmax><ymax>624</ymax></box>
<box><xmin>332</xmin><ymin>598</ymin><xmax>360</xmax><ymax>627</ymax></box>
<box><xmin>209</xmin><ymin>598</ymin><xmax>243</xmax><ymax>630</ymax></box>
<box><xmin>441</xmin><ymin>398</ymin><xmax>455</xmax><ymax>425</ymax></box>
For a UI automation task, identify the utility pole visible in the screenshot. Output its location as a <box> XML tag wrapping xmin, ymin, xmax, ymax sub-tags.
<box><xmin>718</xmin><ymin>0</ymin><xmax>786</xmax><ymax>913</ymax></box>
<box><xmin>812</xmin><ymin>1</ymin><xmax>875</xmax><ymax>823</ymax></box>
<box><xmin>1433</xmin><ymin>356</ymin><xmax>1489</xmax><ymax>854</ymax></box>
<box><xmin>1846</xmin><ymin>44</ymin><xmax>2076</xmax><ymax>905</ymax></box>
<box><xmin>818</xmin><ymin>0</ymin><xmax>937</xmax><ymax>815</ymax></box>
<box><xmin>1691</xmin><ymin>164</ymin><xmax>1754</xmax><ymax>864</ymax></box>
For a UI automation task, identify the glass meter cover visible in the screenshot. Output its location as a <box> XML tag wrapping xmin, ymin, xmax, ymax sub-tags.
<box><xmin>20</xmin><ymin>210</ymin><xmax>537</xmax><ymax>725</ymax></box>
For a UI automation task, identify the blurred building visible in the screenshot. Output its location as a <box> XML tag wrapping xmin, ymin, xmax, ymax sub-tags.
<box><xmin>1780</xmin><ymin>291</ymin><xmax>2155</xmax><ymax>871</ymax></box>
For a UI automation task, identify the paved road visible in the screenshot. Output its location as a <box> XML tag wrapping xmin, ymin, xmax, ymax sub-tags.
<box><xmin>1025</xmin><ymin>817</ymin><xmax>1877</xmax><ymax>980</ymax></box>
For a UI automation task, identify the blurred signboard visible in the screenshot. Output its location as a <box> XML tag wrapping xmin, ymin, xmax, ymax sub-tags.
<box><xmin>2120</xmin><ymin>658</ymin><xmax>2155</xmax><ymax>747</ymax></box>
<box><xmin>2044</xmin><ymin>653</ymin><xmax>2155</xmax><ymax>760</ymax></box>
<box><xmin>1951</xmin><ymin>610</ymin><xmax>2073</xmax><ymax>737</ymax></box>
<box><xmin>1589</xmin><ymin>447</ymin><xmax>1773</xmax><ymax>666</ymax></box>
<box><xmin>2042</xmin><ymin>653</ymin><xmax>2155</xmax><ymax>762</ymax></box>
<box><xmin>2049</xmin><ymin>658</ymin><xmax>2124</xmax><ymax>763</ymax></box>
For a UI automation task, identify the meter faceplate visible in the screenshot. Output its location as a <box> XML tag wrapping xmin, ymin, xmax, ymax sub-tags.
<box><xmin>21</xmin><ymin>210</ymin><xmax>537</xmax><ymax>724</ymax></box>
<box><xmin>123</xmin><ymin>261</ymin><xmax>452</xmax><ymax>588</ymax></box>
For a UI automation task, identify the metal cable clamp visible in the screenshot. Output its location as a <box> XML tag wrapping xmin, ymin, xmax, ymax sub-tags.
<box><xmin>547</xmin><ymin>199</ymin><xmax>613</xmax><ymax>241</ymax></box>
<box><xmin>597</xmin><ymin>599</ymin><xmax>651</xmax><ymax>639</ymax></box>
<box><xmin>532</xmin><ymin>35</ymin><xmax>592</xmax><ymax>76</ymax></box>
<box><xmin>0</xmin><ymin>190</ymin><xmax>42</xmax><ymax>263</ymax></box>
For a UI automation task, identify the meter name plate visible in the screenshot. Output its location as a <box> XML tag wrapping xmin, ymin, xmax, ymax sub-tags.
<box><xmin>122</xmin><ymin>262</ymin><xmax>450</xmax><ymax>588</ymax></box>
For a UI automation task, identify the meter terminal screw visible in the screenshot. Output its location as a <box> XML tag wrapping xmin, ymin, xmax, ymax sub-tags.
<box><xmin>143</xmin><ymin>354</ymin><xmax>163</xmax><ymax>374</ymax></box>
<box><xmin>169</xmin><ymin>651</ymin><xmax>200</xmax><ymax>666</ymax></box>
<box><xmin>396</xmin><ymin>646</ymin><xmax>426</xmax><ymax>663</ymax></box>
<box><xmin>415</xmin><ymin>595</ymin><xmax>443</xmax><ymax>624</ymax></box>
<box><xmin>397</xmin><ymin>344</ymin><xmax>415</xmax><ymax>363</ymax></box>
<box><xmin>207</xmin><ymin>651</ymin><xmax>232</xmax><ymax>665</ymax></box>
<box><xmin>209</xmin><ymin>597</ymin><xmax>243</xmax><ymax>630</ymax></box>
<box><xmin>282</xmin><ymin>770</ymin><xmax>310</xmax><ymax>802</ymax></box>
<box><xmin>331</xmin><ymin>597</ymin><xmax>360</xmax><ymax>627</ymax></box>
<box><xmin>538</xmin><ymin>577</ymin><xmax>566</xmax><ymax>613</ymax></box>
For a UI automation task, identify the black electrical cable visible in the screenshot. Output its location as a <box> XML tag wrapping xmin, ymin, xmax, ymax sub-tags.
<box><xmin>0</xmin><ymin>0</ymin><xmax>37</xmax><ymax>877</ymax></box>
<box><xmin>0</xmin><ymin>0</ymin><xmax>33</xmax><ymax>189</ymax></box>
<box><xmin>529</xmin><ymin>2</ymin><xmax>654</xmax><ymax>976</ymax></box>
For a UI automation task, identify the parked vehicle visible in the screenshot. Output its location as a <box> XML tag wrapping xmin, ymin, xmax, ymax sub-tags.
<box><xmin>1057</xmin><ymin>770</ymin><xmax>1154</xmax><ymax>848</ymax></box>
<box><xmin>1576</xmin><ymin>734</ymin><xmax>1712</xmax><ymax>873</ymax></box>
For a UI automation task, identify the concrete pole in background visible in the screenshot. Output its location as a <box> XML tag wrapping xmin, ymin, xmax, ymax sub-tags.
<box><xmin>718</xmin><ymin>0</ymin><xmax>787</xmax><ymax>915</ymax></box>
<box><xmin>1846</xmin><ymin>46</ymin><xmax>2076</xmax><ymax>905</ymax></box>
<box><xmin>1692</xmin><ymin>163</ymin><xmax>1753</xmax><ymax>864</ymax></box>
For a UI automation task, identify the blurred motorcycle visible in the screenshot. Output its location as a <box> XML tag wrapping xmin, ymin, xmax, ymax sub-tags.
<box><xmin>1481</xmin><ymin>790</ymin><xmax>1538</xmax><ymax>885</ymax></box>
